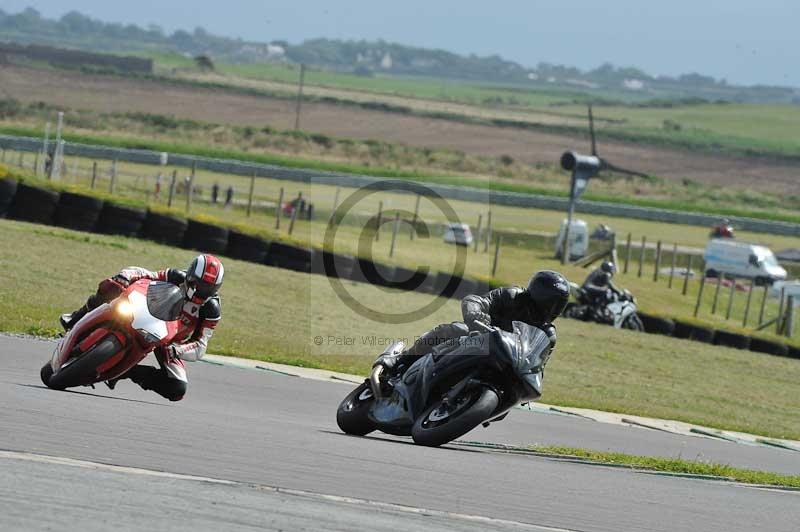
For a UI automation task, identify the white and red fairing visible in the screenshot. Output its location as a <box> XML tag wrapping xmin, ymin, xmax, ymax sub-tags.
<box><xmin>50</xmin><ymin>280</ymin><xmax>181</xmax><ymax>383</ymax></box>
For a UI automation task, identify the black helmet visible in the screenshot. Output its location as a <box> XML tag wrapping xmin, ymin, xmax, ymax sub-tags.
<box><xmin>527</xmin><ymin>270</ymin><xmax>570</xmax><ymax>322</ymax></box>
<box><xmin>185</xmin><ymin>254</ymin><xmax>225</xmax><ymax>304</ymax></box>
<box><xmin>600</xmin><ymin>261</ymin><xmax>616</xmax><ymax>275</ymax></box>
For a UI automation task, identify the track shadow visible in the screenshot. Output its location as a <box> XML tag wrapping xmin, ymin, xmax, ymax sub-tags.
<box><xmin>16</xmin><ymin>383</ymin><xmax>170</xmax><ymax>407</ymax></box>
<box><xmin>318</xmin><ymin>429</ymin><xmax>485</xmax><ymax>453</ymax></box>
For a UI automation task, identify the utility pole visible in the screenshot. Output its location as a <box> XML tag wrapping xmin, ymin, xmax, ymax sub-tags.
<box><xmin>294</xmin><ymin>64</ymin><xmax>306</xmax><ymax>131</ymax></box>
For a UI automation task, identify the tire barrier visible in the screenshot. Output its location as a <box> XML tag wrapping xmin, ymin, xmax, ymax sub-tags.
<box><xmin>311</xmin><ymin>251</ymin><xmax>356</xmax><ymax>280</ymax></box>
<box><xmin>638</xmin><ymin>312</ymin><xmax>676</xmax><ymax>336</ymax></box>
<box><xmin>265</xmin><ymin>242</ymin><xmax>312</xmax><ymax>273</ymax></box>
<box><xmin>474</xmin><ymin>281</ymin><xmax>494</xmax><ymax>297</ymax></box>
<box><xmin>226</xmin><ymin>231</ymin><xmax>270</xmax><ymax>263</ymax></box>
<box><xmin>351</xmin><ymin>258</ymin><xmax>393</xmax><ymax>286</ymax></box>
<box><xmin>789</xmin><ymin>346</ymin><xmax>800</xmax><ymax>360</ymax></box>
<box><xmin>54</xmin><ymin>192</ymin><xmax>104</xmax><ymax>232</ymax></box>
<box><xmin>389</xmin><ymin>266</ymin><xmax>430</xmax><ymax>292</ymax></box>
<box><xmin>96</xmin><ymin>203</ymin><xmax>147</xmax><ymax>237</ymax></box>
<box><xmin>434</xmin><ymin>272</ymin><xmax>462</xmax><ymax>299</ymax></box>
<box><xmin>749</xmin><ymin>337</ymin><xmax>790</xmax><ymax>357</ymax></box>
<box><xmin>689</xmin><ymin>326</ymin><xmax>716</xmax><ymax>344</ymax></box>
<box><xmin>453</xmin><ymin>277</ymin><xmax>480</xmax><ymax>300</ymax></box>
<box><xmin>141</xmin><ymin>211</ymin><xmax>188</xmax><ymax>247</ymax></box>
<box><xmin>0</xmin><ymin>178</ymin><xmax>18</xmax><ymax>217</ymax></box>
<box><xmin>672</xmin><ymin>320</ymin><xmax>694</xmax><ymax>340</ymax></box>
<box><xmin>713</xmin><ymin>330</ymin><xmax>752</xmax><ymax>350</ymax></box>
<box><xmin>183</xmin><ymin>220</ymin><xmax>229</xmax><ymax>254</ymax></box>
<box><xmin>8</xmin><ymin>183</ymin><xmax>59</xmax><ymax>225</ymax></box>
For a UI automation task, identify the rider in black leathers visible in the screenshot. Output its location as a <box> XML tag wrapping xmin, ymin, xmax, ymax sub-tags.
<box><xmin>375</xmin><ymin>271</ymin><xmax>570</xmax><ymax>375</ymax></box>
<box><xmin>581</xmin><ymin>261</ymin><xmax>621</xmax><ymax>308</ymax></box>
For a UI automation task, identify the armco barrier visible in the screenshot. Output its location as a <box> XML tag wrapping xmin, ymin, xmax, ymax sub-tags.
<box><xmin>2</xmin><ymin>134</ymin><xmax>798</xmax><ymax>237</ymax></box>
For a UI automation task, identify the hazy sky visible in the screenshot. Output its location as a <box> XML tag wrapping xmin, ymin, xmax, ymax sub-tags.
<box><xmin>3</xmin><ymin>1</ymin><xmax>797</xmax><ymax>87</ymax></box>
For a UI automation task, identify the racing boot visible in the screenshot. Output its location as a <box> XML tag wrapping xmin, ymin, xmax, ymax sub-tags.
<box><xmin>60</xmin><ymin>305</ymin><xmax>89</xmax><ymax>332</ymax></box>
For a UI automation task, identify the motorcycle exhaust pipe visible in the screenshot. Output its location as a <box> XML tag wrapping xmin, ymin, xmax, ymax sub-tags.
<box><xmin>369</xmin><ymin>365</ymin><xmax>384</xmax><ymax>399</ymax></box>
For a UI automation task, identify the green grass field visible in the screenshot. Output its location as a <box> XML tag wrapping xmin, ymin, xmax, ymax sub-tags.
<box><xmin>2</xmin><ymin>217</ymin><xmax>799</xmax><ymax>439</ymax></box>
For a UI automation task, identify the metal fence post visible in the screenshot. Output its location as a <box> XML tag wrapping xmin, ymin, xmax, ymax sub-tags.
<box><xmin>288</xmin><ymin>202</ymin><xmax>298</xmax><ymax>235</ymax></box>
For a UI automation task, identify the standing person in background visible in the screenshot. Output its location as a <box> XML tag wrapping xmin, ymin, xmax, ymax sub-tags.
<box><xmin>212</xmin><ymin>182</ymin><xmax>219</xmax><ymax>204</ymax></box>
<box><xmin>154</xmin><ymin>173</ymin><xmax>162</xmax><ymax>201</ymax></box>
<box><xmin>225</xmin><ymin>185</ymin><xmax>234</xmax><ymax>209</ymax></box>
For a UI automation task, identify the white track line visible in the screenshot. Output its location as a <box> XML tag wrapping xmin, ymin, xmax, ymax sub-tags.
<box><xmin>0</xmin><ymin>449</ymin><xmax>580</xmax><ymax>532</ymax></box>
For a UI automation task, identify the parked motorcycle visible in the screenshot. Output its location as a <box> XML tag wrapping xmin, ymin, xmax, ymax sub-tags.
<box><xmin>40</xmin><ymin>280</ymin><xmax>184</xmax><ymax>391</ymax></box>
<box><xmin>563</xmin><ymin>282</ymin><xmax>644</xmax><ymax>331</ymax></box>
<box><xmin>336</xmin><ymin>321</ymin><xmax>552</xmax><ymax>447</ymax></box>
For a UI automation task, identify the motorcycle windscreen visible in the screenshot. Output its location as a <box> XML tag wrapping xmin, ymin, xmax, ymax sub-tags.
<box><xmin>145</xmin><ymin>282</ymin><xmax>185</xmax><ymax>321</ymax></box>
<box><xmin>504</xmin><ymin>321</ymin><xmax>553</xmax><ymax>398</ymax></box>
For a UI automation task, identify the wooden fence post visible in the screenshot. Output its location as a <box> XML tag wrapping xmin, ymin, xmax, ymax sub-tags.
<box><xmin>246</xmin><ymin>172</ymin><xmax>256</xmax><ymax>217</ymax></box>
<box><xmin>492</xmin><ymin>235</ymin><xmax>502</xmax><ymax>277</ymax></box>
<box><xmin>682</xmin><ymin>255</ymin><xmax>693</xmax><ymax>296</ymax></box>
<box><xmin>375</xmin><ymin>201</ymin><xmax>383</xmax><ymax>241</ymax></box>
<box><xmin>758</xmin><ymin>285</ymin><xmax>769</xmax><ymax>326</ymax></box>
<box><xmin>484</xmin><ymin>210</ymin><xmax>492</xmax><ymax>253</ymax></box>
<box><xmin>653</xmin><ymin>240</ymin><xmax>662</xmax><ymax>281</ymax></box>
<box><xmin>776</xmin><ymin>287</ymin><xmax>786</xmax><ymax>334</ymax></box>
<box><xmin>328</xmin><ymin>187</ymin><xmax>340</xmax><ymax>228</ymax></box>
<box><xmin>390</xmin><ymin>212</ymin><xmax>400</xmax><ymax>257</ymax></box>
<box><xmin>474</xmin><ymin>214</ymin><xmax>483</xmax><ymax>253</ymax></box>
<box><xmin>725</xmin><ymin>280</ymin><xmax>736</xmax><ymax>320</ymax></box>
<box><xmin>275</xmin><ymin>187</ymin><xmax>284</xmax><ymax>230</ymax></box>
<box><xmin>167</xmin><ymin>170</ymin><xmax>177</xmax><ymax>207</ymax></box>
<box><xmin>742</xmin><ymin>278</ymin><xmax>755</xmax><ymax>327</ymax></box>
<box><xmin>623</xmin><ymin>232</ymin><xmax>632</xmax><ymax>274</ymax></box>
<box><xmin>410</xmin><ymin>194</ymin><xmax>420</xmax><ymax>240</ymax></box>
<box><xmin>637</xmin><ymin>236</ymin><xmax>646</xmax><ymax>278</ymax></box>
<box><xmin>668</xmin><ymin>243</ymin><xmax>678</xmax><ymax>288</ymax></box>
<box><xmin>694</xmin><ymin>274</ymin><xmax>706</xmax><ymax>317</ymax></box>
<box><xmin>288</xmin><ymin>202</ymin><xmax>298</xmax><ymax>235</ymax></box>
<box><xmin>90</xmin><ymin>162</ymin><xmax>98</xmax><ymax>189</ymax></box>
<box><xmin>711</xmin><ymin>276</ymin><xmax>723</xmax><ymax>315</ymax></box>
<box><xmin>185</xmin><ymin>161</ymin><xmax>196</xmax><ymax>214</ymax></box>
<box><xmin>109</xmin><ymin>160</ymin><xmax>117</xmax><ymax>194</ymax></box>
<box><xmin>786</xmin><ymin>296</ymin><xmax>795</xmax><ymax>338</ymax></box>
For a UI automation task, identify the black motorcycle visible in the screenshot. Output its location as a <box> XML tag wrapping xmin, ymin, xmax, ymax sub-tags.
<box><xmin>336</xmin><ymin>322</ymin><xmax>552</xmax><ymax>447</ymax></box>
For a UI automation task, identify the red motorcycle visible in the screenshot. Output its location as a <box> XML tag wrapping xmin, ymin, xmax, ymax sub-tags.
<box><xmin>41</xmin><ymin>280</ymin><xmax>184</xmax><ymax>391</ymax></box>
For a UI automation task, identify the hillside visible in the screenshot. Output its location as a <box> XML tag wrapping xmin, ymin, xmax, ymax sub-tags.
<box><xmin>2</xmin><ymin>7</ymin><xmax>799</xmax><ymax>104</ymax></box>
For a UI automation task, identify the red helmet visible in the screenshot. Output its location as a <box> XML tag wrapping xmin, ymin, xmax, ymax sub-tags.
<box><xmin>185</xmin><ymin>254</ymin><xmax>224</xmax><ymax>304</ymax></box>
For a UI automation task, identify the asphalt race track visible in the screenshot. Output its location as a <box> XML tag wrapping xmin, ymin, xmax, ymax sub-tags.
<box><xmin>2</xmin><ymin>335</ymin><xmax>799</xmax><ymax>531</ymax></box>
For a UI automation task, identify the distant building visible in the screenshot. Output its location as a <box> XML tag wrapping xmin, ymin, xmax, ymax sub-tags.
<box><xmin>381</xmin><ymin>53</ymin><xmax>393</xmax><ymax>70</ymax></box>
<box><xmin>623</xmin><ymin>78</ymin><xmax>645</xmax><ymax>90</ymax></box>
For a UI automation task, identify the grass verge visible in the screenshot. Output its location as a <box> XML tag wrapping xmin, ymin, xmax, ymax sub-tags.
<box><xmin>2</xmin><ymin>218</ymin><xmax>800</xmax><ymax>439</ymax></box>
<box><xmin>530</xmin><ymin>445</ymin><xmax>800</xmax><ymax>488</ymax></box>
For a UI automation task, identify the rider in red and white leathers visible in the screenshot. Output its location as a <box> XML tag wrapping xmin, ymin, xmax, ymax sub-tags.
<box><xmin>60</xmin><ymin>254</ymin><xmax>224</xmax><ymax>401</ymax></box>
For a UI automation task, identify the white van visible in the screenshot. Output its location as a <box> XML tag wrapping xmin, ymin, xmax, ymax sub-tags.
<box><xmin>703</xmin><ymin>239</ymin><xmax>787</xmax><ymax>284</ymax></box>
<box><xmin>443</xmin><ymin>223</ymin><xmax>473</xmax><ymax>246</ymax></box>
<box><xmin>554</xmin><ymin>219</ymin><xmax>588</xmax><ymax>260</ymax></box>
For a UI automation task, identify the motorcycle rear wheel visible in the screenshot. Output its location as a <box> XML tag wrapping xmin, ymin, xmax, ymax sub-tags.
<box><xmin>47</xmin><ymin>336</ymin><xmax>122</xmax><ymax>390</ymax></box>
<box><xmin>411</xmin><ymin>386</ymin><xmax>499</xmax><ymax>447</ymax></box>
<box><xmin>336</xmin><ymin>382</ymin><xmax>376</xmax><ymax>436</ymax></box>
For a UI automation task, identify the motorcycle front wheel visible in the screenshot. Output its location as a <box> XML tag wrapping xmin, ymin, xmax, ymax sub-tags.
<box><xmin>47</xmin><ymin>336</ymin><xmax>123</xmax><ymax>390</ymax></box>
<box><xmin>411</xmin><ymin>386</ymin><xmax>499</xmax><ymax>447</ymax></box>
<box><xmin>336</xmin><ymin>382</ymin><xmax>376</xmax><ymax>436</ymax></box>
